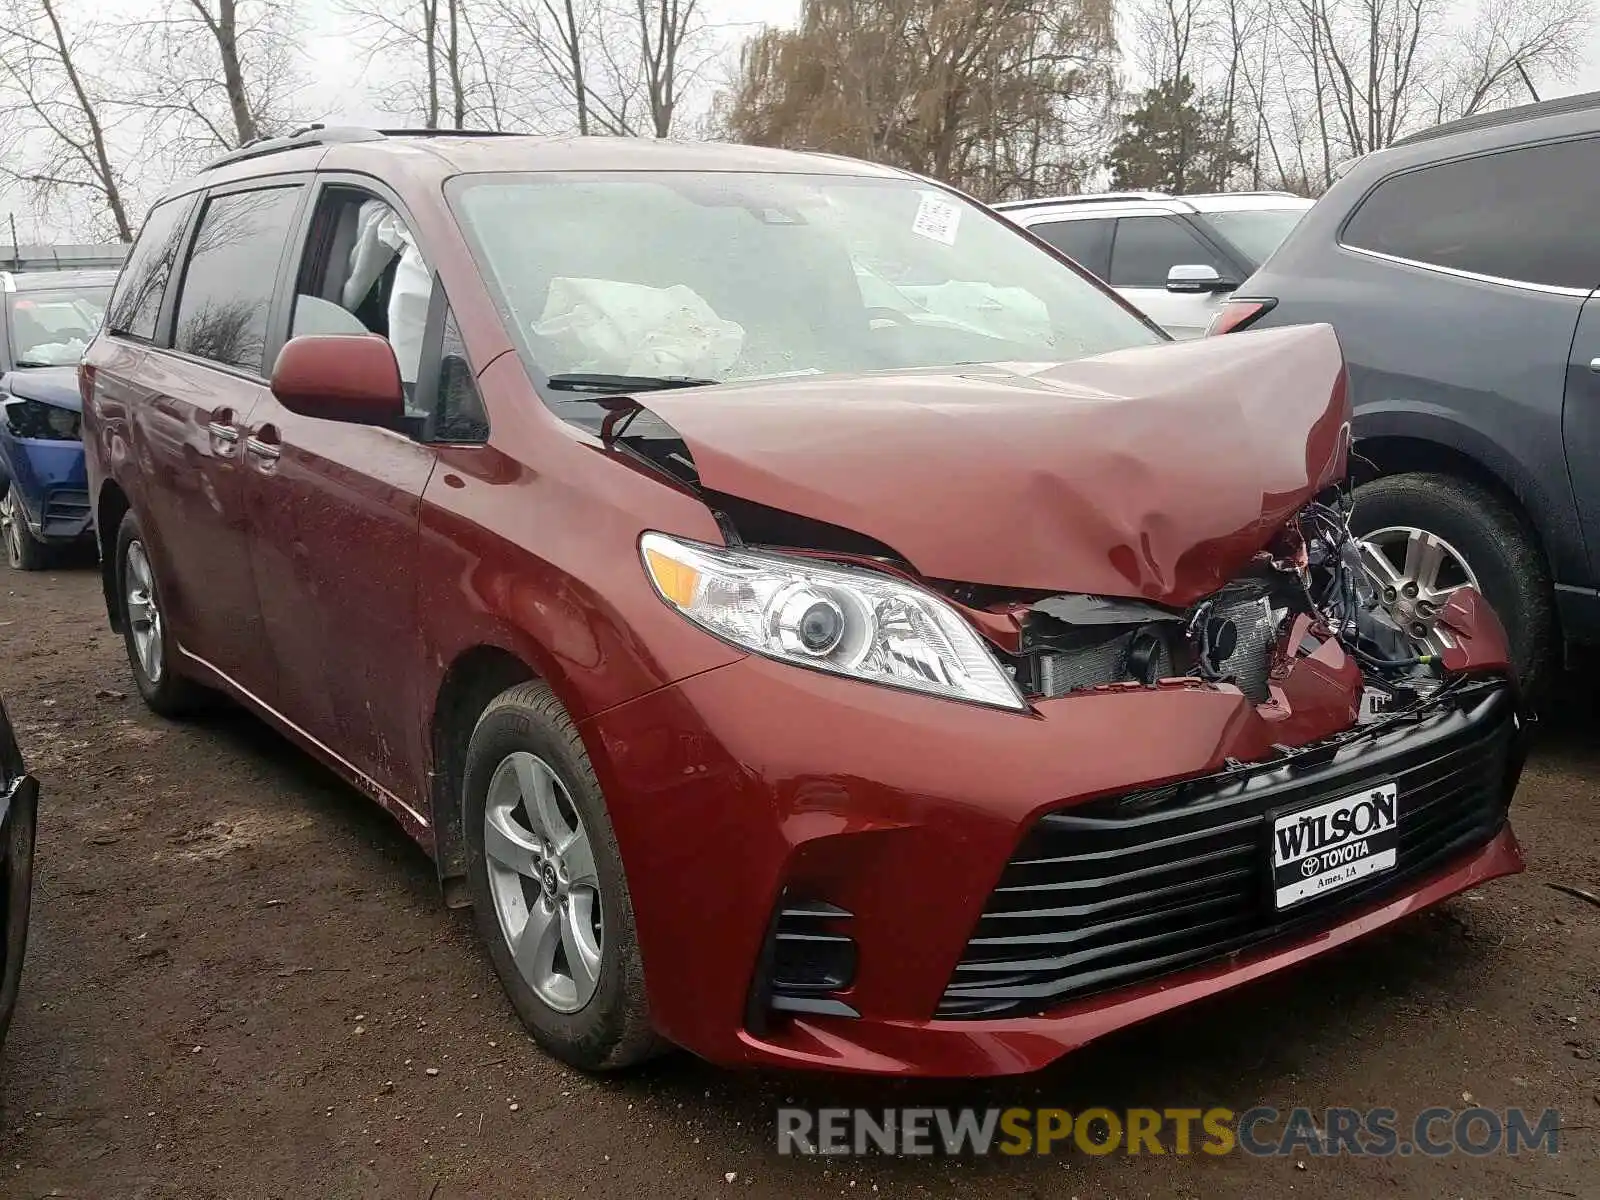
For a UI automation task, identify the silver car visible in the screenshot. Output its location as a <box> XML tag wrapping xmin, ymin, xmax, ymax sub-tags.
<box><xmin>996</xmin><ymin>191</ymin><xmax>1313</xmax><ymax>339</ymax></box>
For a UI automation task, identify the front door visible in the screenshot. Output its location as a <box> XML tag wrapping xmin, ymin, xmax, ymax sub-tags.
<box><xmin>1107</xmin><ymin>215</ymin><xmax>1234</xmax><ymax>339</ymax></box>
<box><xmin>241</xmin><ymin>181</ymin><xmax>440</xmax><ymax>807</ymax></box>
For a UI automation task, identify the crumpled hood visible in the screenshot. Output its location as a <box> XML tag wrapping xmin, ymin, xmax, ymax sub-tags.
<box><xmin>0</xmin><ymin>367</ymin><xmax>81</xmax><ymax>413</ymax></box>
<box><xmin>636</xmin><ymin>323</ymin><xmax>1349</xmax><ymax>606</ymax></box>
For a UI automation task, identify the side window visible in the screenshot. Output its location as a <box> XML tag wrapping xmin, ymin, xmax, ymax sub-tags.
<box><xmin>430</xmin><ymin>307</ymin><xmax>489</xmax><ymax>444</ymax></box>
<box><xmin>1342</xmin><ymin>139</ymin><xmax>1600</xmax><ymax>290</ymax></box>
<box><xmin>1030</xmin><ymin>218</ymin><xmax>1113</xmax><ymax>278</ymax></box>
<box><xmin>106</xmin><ymin>195</ymin><xmax>195</xmax><ymax>342</ymax></box>
<box><xmin>1109</xmin><ymin>216</ymin><xmax>1228</xmax><ymax>288</ymax></box>
<box><xmin>290</xmin><ymin>187</ymin><xmax>433</xmax><ymax>388</ymax></box>
<box><xmin>173</xmin><ymin>187</ymin><xmax>302</xmax><ymax>373</ymax></box>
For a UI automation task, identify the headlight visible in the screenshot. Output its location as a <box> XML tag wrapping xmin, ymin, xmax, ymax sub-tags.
<box><xmin>3</xmin><ymin>398</ymin><xmax>80</xmax><ymax>441</ymax></box>
<box><xmin>640</xmin><ymin>532</ymin><xmax>1026</xmax><ymax>710</ymax></box>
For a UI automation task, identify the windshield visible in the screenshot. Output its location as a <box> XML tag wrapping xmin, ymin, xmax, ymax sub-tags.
<box><xmin>1196</xmin><ymin>208</ymin><xmax>1309</xmax><ymax>268</ymax></box>
<box><xmin>6</xmin><ymin>285</ymin><xmax>110</xmax><ymax>367</ymax></box>
<box><xmin>451</xmin><ymin>171</ymin><xmax>1162</xmax><ymax>409</ymax></box>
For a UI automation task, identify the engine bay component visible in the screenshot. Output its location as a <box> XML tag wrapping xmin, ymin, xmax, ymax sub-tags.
<box><xmin>1014</xmin><ymin>485</ymin><xmax>1446</xmax><ymax>707</ymax></box>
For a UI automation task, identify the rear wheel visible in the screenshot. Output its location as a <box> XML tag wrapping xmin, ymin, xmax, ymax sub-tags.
<box><xmin>463</xmin><ymin>681</ymin><xmax>661</xmax><ymax>1071</ymax></box>
<box><xmin>0</xmin><ymin>486</ymin><xmax>49</xmax><ymax>572</ymax></box>
<box><xmin>115</xmin><ymin>512</ymin><xmax>208</xmax><ymax>717</ymax></box>
<box><xmin>1350</xmin><ymin>472</ymin><xmax>1553</xmax><ymax>697</ymax></box>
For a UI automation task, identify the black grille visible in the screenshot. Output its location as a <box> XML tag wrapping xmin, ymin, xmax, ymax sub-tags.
<box><xmin>939</xmin><ymin>682</ymin><xmax>1522</xmax><ymax>1019</ymax></box>
<box><xmin>746</xmin><ymin>896</ymin><xmax>859</xmax><ymax>1029</ymax></box>
<box><xmin>41</xmin><ymin>488</ymin><xmax>90</xmax><ymax>535</ymax></box>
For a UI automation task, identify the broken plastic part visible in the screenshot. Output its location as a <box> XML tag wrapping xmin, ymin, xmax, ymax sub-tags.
<box><xmin>1031</xmin><ymin>594</ymin><xmax>1184</xmax><ymax>627</ymax></box>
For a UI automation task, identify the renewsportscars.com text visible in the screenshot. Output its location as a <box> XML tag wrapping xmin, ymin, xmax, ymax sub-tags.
<box><xmin>775</xmin><ymin>1106</ymin><xmax>1562</xmax><ymax>1158</ymax></box>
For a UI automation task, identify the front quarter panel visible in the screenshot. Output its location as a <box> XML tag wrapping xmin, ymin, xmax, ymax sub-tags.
<box><xmin>416</xmin><ymin>352</ymin><xmax>746</xmax><ymax>729</ymax></box>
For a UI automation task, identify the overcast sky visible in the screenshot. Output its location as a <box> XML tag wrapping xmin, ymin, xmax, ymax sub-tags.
<box><xmin>4</xmin><ymin>0</ymin><xmax>1597</xmax><ymax>245</ymax></box>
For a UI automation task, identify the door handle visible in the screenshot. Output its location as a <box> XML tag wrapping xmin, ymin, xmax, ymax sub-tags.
<box><xmin>1589</xmin><ymin>358</ymin><xmax>1600</xmax><ymax>373</ymax></box>
<box><xmin>206</xmin><ymin>407</ymin><xmax>239</xmax><ymax>444</ymax></box>
<box><xmin>245</xmin><ymin>424</ymin><xmax>282</xmax><ymax>464</ymax></box>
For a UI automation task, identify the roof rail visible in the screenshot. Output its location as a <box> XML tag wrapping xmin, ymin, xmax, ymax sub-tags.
<box><xmin>1178</xmin><ymin>189</ymin><xmax>1304</xmax><ymax>199</ymax></box>
<box><xmin>371</xmin><ymin>127</ymin><xmax>525</xmax><ymax>139</ymax></box>
<box><xmin>994</xmin><ymin>191</ymin><xmax>1171</xmax><ymax>210</ymax></box>
<box><xmin>199</xmin><ymin>123</ymin><xmax>526</xmax><ymax>172</ymax></box>
<box><xmin>1392</xmin><ymin>90</ymin><xmax>1600</xmax><ymax>148</ymax></box>
<box><xmin>199</xmin><ymin>124</ymin><xmax>385</xmax><ymax>172</ymax></box>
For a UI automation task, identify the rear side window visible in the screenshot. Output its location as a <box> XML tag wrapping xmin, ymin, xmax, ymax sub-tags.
<box><xmin>1342</xmin><ymin>138</ymin><xmax>1600</xmax><ymax>290</ymax></box>
<box><xmin>106</xmin><ymin>196</ymin><xmax>195</xmax><ymax>342</ymax></box>
<box><xmin>1109</xmin><ymin>216</ymin><xmax>1229</xmax><ymax>287</ymax></box>
<box><xmin>1029</xmin><ymin>218</ymin><xmax>1112</xmax><ymax>278</ymax></box>
<box><xmin>173</xmin><ymin>186</ymin><xmax>303</xmax><ymax>374</ymax></box>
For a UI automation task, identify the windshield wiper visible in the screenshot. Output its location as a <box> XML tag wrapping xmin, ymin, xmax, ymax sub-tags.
<box><xmin>545</xmin><ymin>372</ymin><xmax>719</xmax><ymax>395</ymax></box>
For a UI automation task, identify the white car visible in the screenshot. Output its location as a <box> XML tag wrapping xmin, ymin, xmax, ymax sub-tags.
<box><xmin>994</xmin><ymin>191</ymin><xmax>1314</xmax><ymax>339</ymax></box>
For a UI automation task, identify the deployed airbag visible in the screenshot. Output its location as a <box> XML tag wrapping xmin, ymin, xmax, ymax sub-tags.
<box><xmin>897</xmin><ymin>282</ymin><xmax>1051</xmax><ymax>345</ymax></box>
<box><xmin>534</xmin><ymin>278</ymin><xmax>745</xmax><ymax>379</ymax></box>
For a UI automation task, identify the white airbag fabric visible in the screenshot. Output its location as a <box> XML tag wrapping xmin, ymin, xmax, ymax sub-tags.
<box><xmin>898</xmin><ymin>282</ymin><xmax>1052</xmax><ymax>345</ymax></box>
<box><xmin>533</xmin><ymin>278</ymin><xmax>745</xmax><ymax>378</ymax></box>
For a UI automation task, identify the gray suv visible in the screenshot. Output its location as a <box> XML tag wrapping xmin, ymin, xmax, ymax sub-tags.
<box><xmin>1213</xmin><ymin>92</ymin><xmax>1600</xmax><ymax>696</ymax></box>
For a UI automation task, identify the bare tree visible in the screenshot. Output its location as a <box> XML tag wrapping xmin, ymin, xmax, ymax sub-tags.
<box><xmin>1124</xmin><ymin>0</ymin><xmax>1590</xmax><ymax>195</ymax></box>
<box><xmin>633</xmin><ymin>0</ymin><xmax>701</xmax><ymax>136</ymax></box>
<box><xmin>122</xmin><ymin>0</ymin><xmax>307</xmax><ymax>162</ymax></box>
<box><xmin>344</xmin><ymin>0</ymin><xmax>508</xmax><ymax>128</ymax></box>
<box><xmin>486</xmin><ymin>0</ymin><xmax>711</xmax><ymax>136</ymax></box>
<box><xmin>486</xmin><ymin>0</ymin><xmax>606</xmax><ymax>132</ymax></box>
<box><xmin>0</xmin><ymin>0</ymin><xmax>134</xmax><ymax>240</ymax></box>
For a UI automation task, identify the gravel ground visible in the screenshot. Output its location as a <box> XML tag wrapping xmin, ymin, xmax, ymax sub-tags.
<box><xmin>0</xmin><ymin>559</ymin><xmax>1595</xmax><ymax>1199</ymax></box>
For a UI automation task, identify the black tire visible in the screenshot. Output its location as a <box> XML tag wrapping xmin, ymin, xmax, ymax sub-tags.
<box><xmin>114</xmin><ymin>511</ymin><xmax>208</xmax><ymax>718</ymax></box>
<box><xmin>1350</xmin><ymin>471</ymin><xmax>1553</xmax><ymax>697</ymax></box>
<box><xmin>463</xmin><ymin>681</ymin><xmax>662</xmax><ymax>1071</ymax></box>
<box><xmin>1</xmin><ymin>485</ymin><xmax>49</xmax><ymax>572</ymax></box>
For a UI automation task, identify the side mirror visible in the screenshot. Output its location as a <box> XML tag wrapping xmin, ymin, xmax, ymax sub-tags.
<box><xmin>1166</xmin><ymin>263</ymin><xmax>1235</xmax><ymax>294</ymax></box>
<box><xmin>270</xmin><ymin>334</ymin><xmax>404</xmax><ymax>424</ymax></box>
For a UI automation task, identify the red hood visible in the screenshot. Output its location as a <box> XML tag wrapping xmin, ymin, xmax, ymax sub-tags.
<box><xmin>636</xmin><ymin>323</ymin><xmax>1349</xmax><ymax>605</ymax></box>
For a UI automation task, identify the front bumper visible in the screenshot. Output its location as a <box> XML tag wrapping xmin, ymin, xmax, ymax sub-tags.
<box><xmin>584</xmin><ymin>646</ymin><xmax>1525</xmax><ymax>1077</ymax></box>
<box><xmin>0</xmin><ymin>432</ymin><xmax>91</xmax><ymax>542</ymax></box>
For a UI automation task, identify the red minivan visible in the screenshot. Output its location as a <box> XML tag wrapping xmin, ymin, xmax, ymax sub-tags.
<box><xmin>80</xmin><ymin>128</ymin><xmax>1527</xmax><ymax>1076</ymax></box>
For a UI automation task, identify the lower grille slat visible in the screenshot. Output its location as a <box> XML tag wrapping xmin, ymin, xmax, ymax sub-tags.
<box><xmin>937</xmin><ymin>682</ymin><xmax>1521</xmax><ymax>1019</ymax></box>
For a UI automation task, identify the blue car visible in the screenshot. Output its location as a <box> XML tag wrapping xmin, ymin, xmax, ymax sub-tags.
<box><xmin>0</xmin><ymin>269</ymin><xmax>116</xmax><ymax>570</ymax></box>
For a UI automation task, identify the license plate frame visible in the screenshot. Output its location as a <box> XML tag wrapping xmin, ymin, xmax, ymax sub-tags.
<box><xmin>1268</xmin><ymin>782</ymin><xmax>1401</xmax><ymax>911</ymax></box>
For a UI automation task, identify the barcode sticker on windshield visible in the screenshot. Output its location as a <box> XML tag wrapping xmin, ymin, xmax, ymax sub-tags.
<box><xmin>911</xmin><ymin>194</ymin><xmax>961</xmax><ymax>245</ymax></box>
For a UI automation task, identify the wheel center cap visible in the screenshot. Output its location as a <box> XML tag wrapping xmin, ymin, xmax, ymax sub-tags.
<box><xmin>541</xmin><ymin>863</ymin><xmax>559</xmax><ymax>895</ymax></box>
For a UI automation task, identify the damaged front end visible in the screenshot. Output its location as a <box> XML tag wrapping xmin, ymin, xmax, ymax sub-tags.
<box><xmin>583</xmin><ymin>326</ymin><xmax>1528</xmax><ymax>1059</ymax></box>
<box><xmin>599</xmin><ymin>324</ymin><xmax>1513</xmax><ymax>748</ymax></box>
<box><xmin>1002</xmin><ymin>484</ymin><xmax>1477</xmax><ymax>719</ymax></box>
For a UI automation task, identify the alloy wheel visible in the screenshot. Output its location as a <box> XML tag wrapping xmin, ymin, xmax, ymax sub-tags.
<box><xmin>124</xmin><ymin>540</ymin><xmax>164</xmax><ymax>684</ymax></box>
<box><xmin>1357</xmin><ymin>526</ymin><xmax>1481</xmax><ymax>654</ymax></box>
<box><xmin>0</xmin><ymin>489</ymin><xmax>21</xmax><ymax>569</ymax></box>
<box><xmin>483</xmin><ymin>751</ymin><xmax>604</xmax><ymax>1014</ymax></box>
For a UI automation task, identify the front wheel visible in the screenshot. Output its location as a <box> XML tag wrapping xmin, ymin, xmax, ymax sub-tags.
<box><xmin>1350</xmin><ymin>471</ymin><xmax>1553</xmax><ymax>697</ymax></box>
<box><xmin>0</xmin><ymin>486</ymin><xmax>49</xmax><ymax>571</ymax></box>
<box><xmin>463</xmin><ymin>681</ymin><xmax>662</xmax><ymax>1071</ymax></box>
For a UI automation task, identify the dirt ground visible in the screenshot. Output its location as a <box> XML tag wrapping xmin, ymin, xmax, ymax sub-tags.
<box><xmin>0</xmin><ymin>559</ymin><xmax>1595</xmax><ymax>1200</ymax></box>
